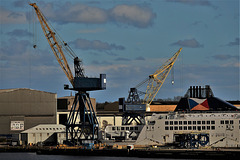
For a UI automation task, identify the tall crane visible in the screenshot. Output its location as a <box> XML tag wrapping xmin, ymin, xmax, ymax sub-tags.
<box><xmin>120</xmin><ymin>48</ymin><xmax>182</xmax><ymax>125</ymax></box>
<box><xmin>30</xmin><ymin>3</ymin><xmax>106</xmax><ymax>147</ymax></box>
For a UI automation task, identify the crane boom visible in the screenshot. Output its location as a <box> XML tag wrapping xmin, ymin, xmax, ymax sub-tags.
<box><xmin>144</xmin><ymin>48</ymin><xmax>182</xmax><ymax>104</ymax></box>
<box><xmin>29</xmin><ymin>3</ymin><xmax>75</xmax><ymax>86</ymax></box>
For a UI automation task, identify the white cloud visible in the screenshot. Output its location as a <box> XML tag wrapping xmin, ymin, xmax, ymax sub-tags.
<box><xmin>110</xmin><ymin>4</ymin><xmax>156</xmax><ymax>28</ymax></box>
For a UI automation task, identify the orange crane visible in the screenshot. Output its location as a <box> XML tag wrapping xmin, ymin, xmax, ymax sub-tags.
<box><xmin>30</xmin><ymin>3</ymin><xmax>106</xmax><ymax>147</ymax></box>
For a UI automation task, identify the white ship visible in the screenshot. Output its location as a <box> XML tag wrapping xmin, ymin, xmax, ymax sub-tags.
<box><xmin>135</xmin><ymin>111</ymin><xmax>240</xmax><ymax>148</ymax></box>
<box><xmin>105</xmin><ymin>86</ymin><xmax>240</xmax><ymax>148</ymax></box>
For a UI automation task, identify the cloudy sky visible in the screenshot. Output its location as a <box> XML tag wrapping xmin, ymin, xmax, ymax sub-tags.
<box><xmin>0</xmin><ymin>0</ymin><xmax>239</xmax><ymax>102</ymax></box>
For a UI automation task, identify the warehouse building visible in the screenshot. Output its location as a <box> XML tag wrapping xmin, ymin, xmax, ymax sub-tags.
<box><xmin>0</xmin><ymin>88</ymin><xmax>57</xmax><ymax>145</ymax></box>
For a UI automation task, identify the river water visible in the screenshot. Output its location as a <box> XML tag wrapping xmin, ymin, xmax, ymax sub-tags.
<box><xmin>0</xmin><ymin>152</ymin><xmax>206</xmax><ymax>160</ymax></box>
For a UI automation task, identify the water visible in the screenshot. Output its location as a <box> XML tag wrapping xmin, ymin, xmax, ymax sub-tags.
<box><xmin>0</xmin><ymin>152</ymin><xmax>200</xmax><ymax>160</ymax></box>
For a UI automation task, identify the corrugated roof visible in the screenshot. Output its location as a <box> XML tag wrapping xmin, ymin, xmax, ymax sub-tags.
<box><xmin>0</xmin><ymin>88</ymin><xmax>56</xmax><ymax>94</ymax></box>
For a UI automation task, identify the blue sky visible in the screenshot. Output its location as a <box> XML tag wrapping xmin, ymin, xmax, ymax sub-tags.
<box><xmin>0</xmin><ymin>0</ymin><xmax>239</xmax><ymax>102</ymax></box>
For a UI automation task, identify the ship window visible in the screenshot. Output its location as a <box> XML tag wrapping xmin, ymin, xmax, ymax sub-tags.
<box><xmin>207</xmin><ymin>126</ymin><xmax>210</xmax><ymax>130</ymax></box>
<box><xmin>193</xmin><ymin>126</ymin><xmax>196</xmax><ymax>130</ymax></box>
<box><xmin>211</xmin><ymin>121</ymin><xmax>215</xmax><ymax>124</ymax></box>
<box><xmin>207</xmin><ymin>121</ymin><xmax>210</xmax><ymax>124</ymax></box>
<box><xmin>211</xmin><ymin>126</ymin><xmax>215</xmax><ymax>130</ymax></box>
<box><xmin>230</xmin><ymin>120</ymin><xmax>234</xmax><ymax>124</ymax></box>
<box><xmin>184</xmin><ymin>126</ymin><xmax>187</xmax><ymax>130</ymax></box>
<box><xmin>197</xmin><ymin>121</ymin><xmax>201</xmax><ymax>124</ymax></box>
<box><xmin>165</xmin><ymin>127</ymin><xmax>169</xmax><ymax>130</ymax></box>
<box><xmin>188</xmin><ymin>126</ymin><xmax>192</xmax><ymax>130</ymax></box>
<box><xmin>174</xmin><ymin>126</ymin><xmax>178</xmax><ymax>130</ymax></box>
<box><xmin>170</xmin><ymin>121</ymin><xmax>173</xmax><ymax>125</ymax></box>
<box><xmin>165</xmin><ymin>121</ymin><xmax>169</xmax><ymax>125</ymax></box>
<box><xmin>202</xmin><ymin>126</ymin><xmax>206</xmax><ymax>130</ymax></box>
<box><xmin>198</xmin><ymin>126</ymin><xmax>201</xmax><ymax>131</ymax></box>
<box><xmin>221</xmin><ymin>120</ymin><xmax>224</xmax><ymax>124</ymax></box>
<box><xmin>170</xmin><ymin>126</ymin><xmax>173</xmax><ymax>130</ymax></box>
<box><xmin>225</xmin><ymin>120</ymin><xmax>229</xmax><ymax>124</ymax></box>
<box><xmin>179</xmin><ymin>126</ymin><xmax>183</xmax><ymax>130</ymax></box>
<box><xmin>188</xmin><ymin>121</ymin><xmax>191</xmax><ymax>125</ymax></box>
<box><xmin>179</xmin><ymin>121</ymin><xmax>182</xmax><ymax>125</ymax></box>
<box><xmin>202</xmin><ymin>121</ymin><xmax>205</xmax><ymax>125</ymax></box>
<box><xmin>174</xmin><ymin>121</ymin><xmax>178</xmax><ymax>125</ymax></box>
<box><xmin>112</xmin><ymin>127</ymin><xmax>115</xmax><ymax>131</ymax></box>
<box><xmin>149</xmin><ymin>121</ymin><xmax>155</xmax><ymax>125</ymax></box>
<box><xmin>184</xmin><ymin>121</ymin><xmax>187</xmax><ymax>125</ymax></box>
<box><xmin>193</xmin><ymin>121</ymin><xmax>196</xmax><ymax>125</ymax></box>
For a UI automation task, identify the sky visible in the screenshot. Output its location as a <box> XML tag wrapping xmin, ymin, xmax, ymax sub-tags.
<box><xmin>0</xmin><ymin>0</ymin><xmax>239</xmax><ymax>102</ymax></box>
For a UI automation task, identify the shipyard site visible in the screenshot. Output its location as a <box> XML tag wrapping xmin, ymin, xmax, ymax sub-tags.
<box><xmin>1</xmin><ymin>1</ymin><xmax>240</xmax><ymax>159</ymax></box>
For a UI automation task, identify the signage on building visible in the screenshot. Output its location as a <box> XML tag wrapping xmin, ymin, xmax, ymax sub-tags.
<box><xmin>11</xmin><ymin>121</ymin><xmax>24</xmax><ymax>131</ymax></box>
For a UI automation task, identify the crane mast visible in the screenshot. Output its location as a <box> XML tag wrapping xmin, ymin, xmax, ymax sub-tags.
<box><xmin>29</xmin><ymin>3</ymin><xmax>84</xmax><ymax>86</ymax></box>
<box><xmin>144</xmin><ymin>48</ymin><xmax>182</xmax><ymax>104</ymax></box>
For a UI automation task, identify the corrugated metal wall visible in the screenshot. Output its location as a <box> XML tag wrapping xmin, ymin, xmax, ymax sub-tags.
<box><xmin>0</xmin><ymin>88</ymin><xmax>57</xmax><ymax>134</ymax></box>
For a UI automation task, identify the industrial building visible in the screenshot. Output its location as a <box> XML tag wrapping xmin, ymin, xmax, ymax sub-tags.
<box><xmin>0</xmin><ymin>88</ymin><xmax>57</xmax><ymax>144</ymax></box>
<box><xmin>21</xmin><ymin>124</ymin><xmax>66</xmax><ymax>145</ymax></box>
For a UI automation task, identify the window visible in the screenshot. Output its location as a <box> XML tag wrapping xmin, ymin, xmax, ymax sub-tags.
<box><xmin>220</xmin><ymin>120</ymin><xmax>224</xmax><ymax>124</ymax></box>
<box><xmin>126</xmin><ymin>127</ymin><xmax>129</xmax><ymax>130</ymax></box>
<box><xmin>193</xmin><ymin>121</ymin><xmax>196</xmax><ymax>125</ymax></box>
<box><xmin>202</xmin><ymin>121</ymin><xmax>205</xmax><ymax>125</ymax></box>
<box><xmin>197</xmin><ymin>121</ymin><xmax>201</xmax><ymax>125</ymax></box>
<box><xmin>198</xmin><ymin>126</ymin><xmax>201</xmax><ymax>131</ymax></box>
<box><xmin>184</xmin><ymin>121</ymin><xmax>187</xmax><ymax>125</ymax></box>
<box><xmin>170</xmin><ymin>121</ymin><xmax>173</xmax><ymax>125</ymax></box>
<box><xmin>179</xmin><ymin>121</ymin><xmax>182</xmax><ymax>125</ymax></box>
<box><xmin>193</xmin><ymin>126</ymin><xmax>196</xmax><ymax>130</ymax></box>
<box><xmin>47</xmin><ymin>133</ymin><xmax>49</xmax><ymax>136</ymax></box>
<box><xmin>184</xmin><ymin>126</ymin><xmax>187</xmax><ymax>130</ymax></box>
<box><xmin>207</xmin><ymin>126</ymin><xmax>210</xmax><ymax>130</ymax></box>
<box><xmin>211</xmin><ymin>121</ymin><xmax>215</xmax><ymax>124</ymax></box>
<box><xmin>211</xmin><ymin>126</ymin><xmax>215</xmax><ymax>130</ymax></box>
<box><xmin>112</xmin><ymin>127</ymin><xmax>115</xmax><ymax>131</ymax></box>
<box><xmin>135</xmin><ymin>127</ymin><xmax>138</xmax><ymax>130</ymax></box>
<box><xmin>170</xmin><ymin>126</ymin><xmax>173</xmax><ymax>130</ymax></box>
<box><xmin>121</xmin><ymin>127</ymin><xmax>124</xmax><ymax>130</ymax></box>
<box><xmin>130</xmin><ymin>127</ymin><xmax>133</xmax><ymax>131</ymax></box>
<box><xmin>165</xmin><ymin>126</ymin><xmax>169</xmax><ymax>130</ymax></box>
<box><xmin>188</xmin><ymin>121</ymin><xmax>192</xmax><ymax>125</ymax></box>
<box><xmin>207</xmin><ymin>121</ymin><xmax>210</xmax><ymax>124</ymax></box>
<box><xmin>230</xmin><ymin>120</ymin><xmax>234</xmax><ymax>124</ymax></box>
<box><xmin>179</xmin><ymin>126</ymin><xmax>183</xmax><ymax>130</ymax></box>
<box><xmin>174</xmin><ymin>121</ymin><xmax>178</xmax><ymax>125</ymax></box>
<box><xmin>225</xmin><ymin>120</ymin><xmax>229</xmax><ymax>124</ymax></box>
<box><xmin>174</xmin><ymin>126</ymin><xmax>178</xmax><ymax>130</ymax></box>
<box><xmin>188</xmin><ymin>126</ymin><xmax>192</xmax><ymax>130</ymax></box>
<box><xmin>165</xmin><ymin>121</ymin><xmax>169</xmax><ymax>125</ymax></box>
<box><xmin>202</xmin><ymin>126</ymin><xmax>206</xmax><ymax>130</ymax></box>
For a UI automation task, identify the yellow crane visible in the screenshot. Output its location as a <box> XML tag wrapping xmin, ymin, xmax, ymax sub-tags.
<box><xmin>122</xmin><ymin>48</ymin><xmax>182</xmax><ymax>125</ymax></box>
<box><xmin>30</xmin><ymin>3</ymin><xmax>106</xmax><ymax>146</ymax></box>
<box><xmin>144</xmin><ymin>47</ymin><xmax>182</xmax><ymax>105</ymax></box>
